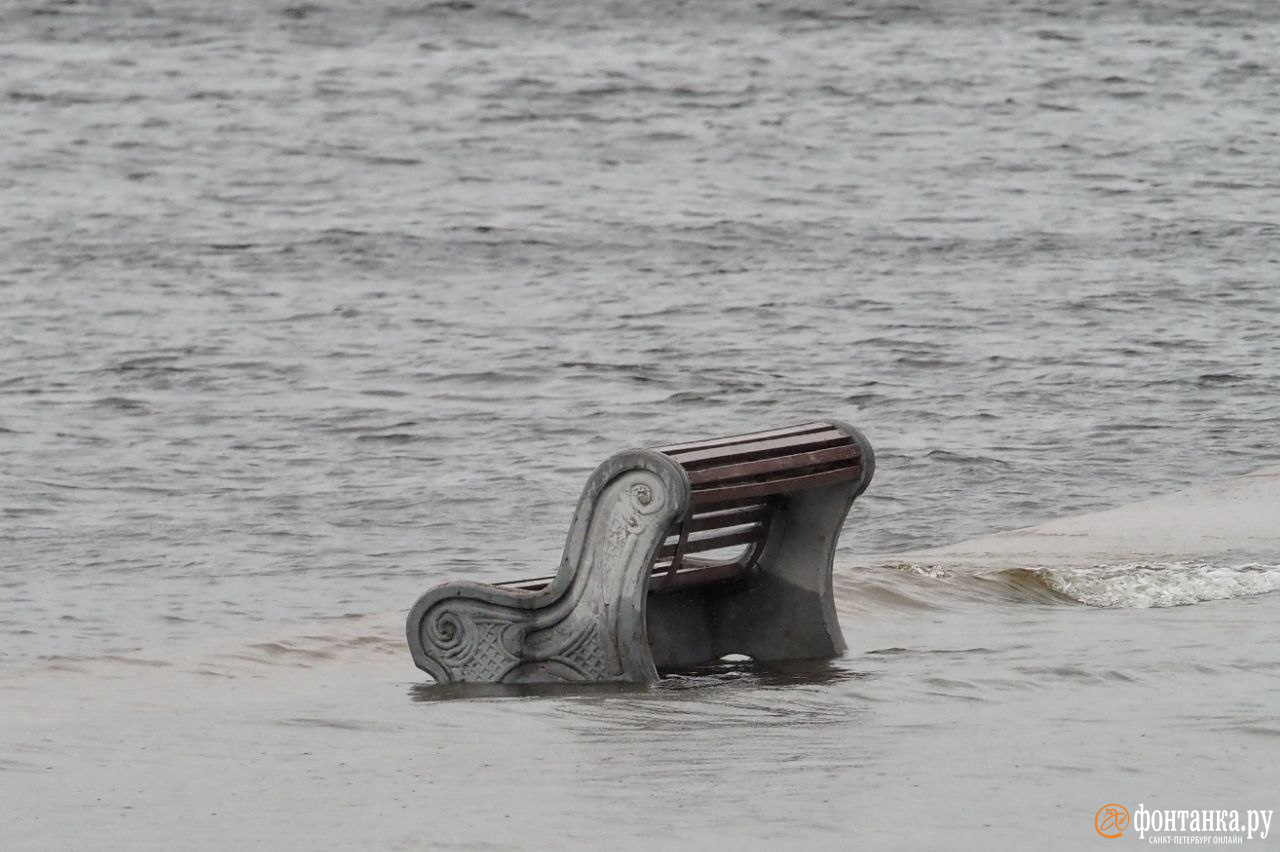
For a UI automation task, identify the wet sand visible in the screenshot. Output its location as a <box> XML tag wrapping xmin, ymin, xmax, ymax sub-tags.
<box><xmin>3</xmin><ymin>469</ymin><xmax>1277</xmax><ymax>850</ymax></box>
<box><xmin>879</xmin><ymin>465</ymin><xmax>1280</xmax><ymax>569</ymax></box>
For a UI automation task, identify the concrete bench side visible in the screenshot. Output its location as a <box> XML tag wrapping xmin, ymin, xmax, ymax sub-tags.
<box><xmin>406</xmin><ymin>450</ymin><xmax>690</xmax><ymax>684</ymax></box>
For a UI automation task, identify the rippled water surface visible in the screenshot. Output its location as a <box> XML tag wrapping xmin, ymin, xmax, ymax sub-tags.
<box><xmin>2</xmin><ymin>0</ymin><xmax>1279</xmax><ymax>848</ymax></box>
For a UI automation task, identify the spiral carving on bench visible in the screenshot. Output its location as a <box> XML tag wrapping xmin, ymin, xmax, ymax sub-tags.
<box><xmin>408</xmin><ymin>461</ymin><xmax>686</xmax><ymax>683</ymax></box>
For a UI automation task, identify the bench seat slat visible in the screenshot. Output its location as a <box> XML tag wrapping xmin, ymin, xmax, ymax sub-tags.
<box><xmin>655</xmin><ymin>421</ymin><xmax>831</xmax><ymax>455</ymax></box>
<box><xmin>679</xmin><ymin>504</ymin><xmax>771</xmax><ymax>533</ymax></box>
<box><xmin>680</xmin><ymin>494</ymin><xmax>781</xmax><ymax>513</ymax></box>
<box><xmin>495</xmin><ymin>576</ymin><xmax>553</xmax><ymax>591</ymax></box>
<box><xmin>648</xmin><ymin>560</ymin><xmax>746</xmax><ymax>592</ymax></box>
<box><xmin>498</xmin><ymin>558</ymin><xmax>748</xmax><ymax>594</ymax></box>
<box><xmin>691</xmin><ymin>464</ymin><xmax>864</xmax><ymax>507</ymax></box>
<box><xmin>686</xmin><ymin>444</ymin><xmax>861</xmax><ymax>487</ymax></box>
<box><xmin>658</xmin><ymin>526</ymin><xmax>762</xmax><ymax>560</ymax></box>
<box><xmin>666</xmin><ymin>428</ymin><xmax>852</xmax><ymax>468</ymax></box>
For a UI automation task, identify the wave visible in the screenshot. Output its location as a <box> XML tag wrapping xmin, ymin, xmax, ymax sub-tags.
<box><xmin>1010</xmin><ymin>562</ymin><xmax>1280</xmax><ymax>608</ymax></box>
<box><xmin>879</xmin><ymin>562</ymin><xmax>1280</xmax><ymax>609</ymax></box>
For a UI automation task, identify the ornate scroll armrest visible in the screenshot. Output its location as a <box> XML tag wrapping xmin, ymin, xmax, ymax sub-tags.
<box><xmin>406</xmin><ymin>451</ymin><xmax>690</xmax><ymax>684</ymax></box>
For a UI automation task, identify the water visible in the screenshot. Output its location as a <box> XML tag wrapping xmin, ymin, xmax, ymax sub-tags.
<box><xmin>2</xmin><ymin>0</ymin><xmax>1279</xmax><ymax>848</ymax></box>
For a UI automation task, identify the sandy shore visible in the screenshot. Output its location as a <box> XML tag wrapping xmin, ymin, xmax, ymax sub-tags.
<box><xmin>870</xmin><ymin>465</ymin><xmax>1280</xmax><ymax>570</ymax></box>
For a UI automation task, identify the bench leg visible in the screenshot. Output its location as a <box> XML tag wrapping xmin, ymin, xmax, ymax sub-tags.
<box><xmin>407</xmin><ymin>453</ymin><xmax>689</xmax><ymax>684</ymax></box>
<box><xmin>704</xmin><ymin>483</ymin><xmax>854</xmax><ymax>663</ymax></box>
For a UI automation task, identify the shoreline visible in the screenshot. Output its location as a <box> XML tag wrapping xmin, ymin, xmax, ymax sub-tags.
<box><xmin>860</xmin><ymin>465</ymin><xmax>1280</xmax><ymax>571</ymax></box>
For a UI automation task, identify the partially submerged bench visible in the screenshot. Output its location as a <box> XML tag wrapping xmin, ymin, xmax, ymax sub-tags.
<box><xmin>407</xmin><ymin>420</ymin><xmax>874</xmax><ymax>684</ymax></box>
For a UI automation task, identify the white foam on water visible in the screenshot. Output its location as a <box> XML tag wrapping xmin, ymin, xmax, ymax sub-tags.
<box><xmin>1021</xmin><ymin>562</ymin><xmax>1280</xmax><ymax>608</ymax></box>
<box><xmin>875</xmin><ymin>561</ymin><xmax>1280</xmax><ymax>609</ymax></box>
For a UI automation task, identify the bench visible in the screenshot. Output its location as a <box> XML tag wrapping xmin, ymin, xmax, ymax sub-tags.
<box><xmin>406</xmin><ymin>420</ymin><xmax>874</xmax><ymax>684</ymax></box>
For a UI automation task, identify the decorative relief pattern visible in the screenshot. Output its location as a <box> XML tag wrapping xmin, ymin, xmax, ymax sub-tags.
<box><xmin>418</xmin><ymin>607</ymin><xmax>522</xmax><ymax>682</ymax></box>
<box><xmin>551</xmin><ymin>623</ymin><xmax>610</xmax><ymax>681</ymax></box>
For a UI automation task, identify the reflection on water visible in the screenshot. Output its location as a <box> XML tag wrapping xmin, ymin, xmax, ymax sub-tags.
<box><xmin>660</xmin><ymin>658</ymin><xmax>867</xmax><ymax>689</ymax></box>
<box><xmin>408</xmin><ymin>657</ymin><xmax>866</xmax><ymax>701</ymax></box>
<box><xmin>409</xmin><ymin>679</ymin><xmax>649</xmax><ymax>703</ymax></box>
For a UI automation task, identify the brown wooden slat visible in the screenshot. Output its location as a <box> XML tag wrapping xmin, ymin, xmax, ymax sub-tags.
<box><xmin>657</xmin><ymin>526</ymin><xmax>762</xmax><ymax>560</ymax></box>
<box><xmin>505</xmin><ymin>557</ymin><xmax>750</xmax><ymax>594</ymax></box>
<box><xmin>681</xmin><ymin>494</ymin><xmax>780</xmax><ymax>513</ymax></box>
<box><xmin>682</xmin><ymin>503</ymin><xmax>771</xmax><ymax>533</ymax></box>
<box><xmin>667</xmin><ymin>428</ymin><xmax>851</xmax><ymax>467</ymax></box>
<box><xmin>649</xmin><ymin>560</ymin><xmax>746</xmax><ymax>592</ymax></box>
<box><xmin>496</xmin><ymin>576</ymin><xmax>553</xmax><ymax>591</ymax></box>
<box><xmin>691</xmin><ymin>464</ymin><xmax>863</xmax><ymax>507</ymax></box>
<box><xmin>655</xmin><ymin>422</ymin><xmax>831</xmax><ymax>455</ymax></box>
<box><xmin>686</xmin><ymin>444</ymin><xmax>861</xmax><ymax>487</ymax></box>
<box><xmin>660</xmin><ymin>507</ymin><xmax>769</xmax><ymax>549</ymax></box>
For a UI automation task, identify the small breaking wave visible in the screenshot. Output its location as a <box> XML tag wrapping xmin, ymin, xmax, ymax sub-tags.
<box><xmin>884</xmin><ymin>562</ymin><xmax>1280</xmax><ymax>608</ymax></box>
<box><xmin>1014</xmin><ymin>562</ymin><xmax>1280</xmax><ymax>608</ymax></box>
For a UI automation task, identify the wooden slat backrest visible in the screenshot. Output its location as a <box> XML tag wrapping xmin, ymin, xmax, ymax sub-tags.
<box><xmin>658</xmin><ymin>427</ymin><xmax>849</xmax><ymax>468</ymax></box>
<box><xmin>498</xmin><ymin>422</ymin><xmax>864</xmax><ymax>595</ymax></box>
<box><xmin>653</xmin><ymin>421</ymin><xmax>833</xmax><ymax>454</ymax></box>
<box><xmin>650</xmin><ymin>421</ymin><xmax>863</xmax><ymax>590</ymax></box>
